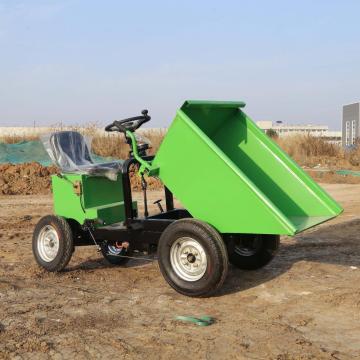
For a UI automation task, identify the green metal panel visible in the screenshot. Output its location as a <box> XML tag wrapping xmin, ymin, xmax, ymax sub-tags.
<box><xmin>152</xmin><ymin>100</ymin><xmax>343</xmax><ymax>235</ymax></box>
<box><xmin>52</xmin><ymin>174</ymin><xmax>135</xmax><ymax>226</ymax></box>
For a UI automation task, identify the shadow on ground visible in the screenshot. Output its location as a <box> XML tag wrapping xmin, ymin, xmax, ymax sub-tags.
<box><xmin>219</xmin><ymin>218</ymin><xmax>360</xmax><ymax>296</ymax></box>
<box><xmin>64</xmin><ymin>218</ymin><xmax>360</xmax><ymax>296</ymax></box>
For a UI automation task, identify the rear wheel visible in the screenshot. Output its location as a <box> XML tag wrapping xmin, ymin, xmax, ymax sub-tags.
<box><xmin>158</xmin><ymin>218</ymin><xmax>228</xmax><ymax>297</ymax></box>
<box><xmin>100</xmin><ymin>242</ymin><xmax>130</xmax><ymax>265</ymax></box>
<box><xmin>226</xmin><ymin>234</ymin><xmax>280</xmax><ymax>270</ymax></box>
<box><xmin>32</xmin><ymin>215</ymin><xmax>74</xmax><ymax>272</ymax></box>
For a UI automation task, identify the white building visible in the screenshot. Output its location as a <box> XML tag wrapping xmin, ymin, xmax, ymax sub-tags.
<box><xmin>256</xmin><ymin>121</ymin><xmax>342</xmax><ymax>144</ymax></box>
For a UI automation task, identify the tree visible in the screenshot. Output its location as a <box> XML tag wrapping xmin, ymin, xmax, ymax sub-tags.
<box><xmin>266</xmin><ymin>129</ymin><xmax>278</xmax><ymax>139</ymax></box>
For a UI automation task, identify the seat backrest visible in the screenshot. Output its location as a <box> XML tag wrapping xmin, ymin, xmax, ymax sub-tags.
<box><xmin>48</xmin><ymin>131</ymin><xmax>93</xmax><ymax>171</ymax></box>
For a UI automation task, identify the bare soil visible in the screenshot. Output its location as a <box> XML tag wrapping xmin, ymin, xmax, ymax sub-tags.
<box><xmin>0</xmin><ymin>163</ymin><xmax>162</xmax><ymax>195</ymax></box>
<box><xmin>1</xmin><ymin>185</ymin><xmax>360</xmax><ymax>359</ymax></box>
<box><xmin>0</xmin><ymin>163</ymin><xmax>57</xmax><ymax>195</ymax></box>
<box><xmin>0</xmin><ymin>163</ymin><xmax>359</xmax><ymax>197</ymax></box>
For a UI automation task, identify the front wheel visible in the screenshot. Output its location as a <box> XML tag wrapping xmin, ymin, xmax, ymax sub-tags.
<box><xmin>226</xmin><ymin>234</ymin><xmax>280</xmax><ymax>270</ymax></box>
<box><xmin>32</xmin><ymin>215</ymin><xmax>74</xmax><ymax>272</ymax></box>
<box><xmin>157</xmin><ymin>218</ymin><xmax>228</xmax><ymax>297</ymax></box>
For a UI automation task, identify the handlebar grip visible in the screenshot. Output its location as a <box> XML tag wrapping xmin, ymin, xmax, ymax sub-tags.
<box><xmin>105</xmin><ymin>123</ymin><xmax>116</xmax><ymax>132</ymax></box>
<box><xmin>138</xmin><ymin>115</ymin><xmax>151</xmax><ymax>126</ymax></box>
<box><xmin>105</xmin><ymin>110</ymin><xmax>151</xmax><ymax>133</ymax></box>
<box><xmin>105</xmin><ymin>121</ymin><xmax>126</xmax><ymax>133</ymax></box>
<box><xmin>117</xmin><ymin>115</ymin><xmax>145</xmax><ymax>125</ymax></box>
<box><xmin>113</xmin><ymin>121</ymin><xmax>128</xmax><ymax>133</ymax></box>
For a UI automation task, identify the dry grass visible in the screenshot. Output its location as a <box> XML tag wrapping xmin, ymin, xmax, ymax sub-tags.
<box><xmin>0</xmin><ymin>134</ymin><xmax>39</xmax><ymax>144</ymax></box>
<box><xmin>276</xmin><ymin>134</ymin><xmax>360</xmax><ymax>169</ymax></box>
<box><xmin>1</xmin><ymin>129</ymin><xmax>359</xmax><ymax>171</ymax></box>
<box><xmin>91</xmin><ymin>128</ymin><xmax>166</xmax><ymax>159</ymax></box>
<box><xmin>0</xmin><ymin>125</ymin><xmax>166</xmax><ymax>159</ymax></box>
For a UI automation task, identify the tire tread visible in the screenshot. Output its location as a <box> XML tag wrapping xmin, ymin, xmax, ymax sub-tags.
<box><xmin>32</xmin><ymin>215</ymin><xmax>74</xmax><ymax>272</ymax></box>
<box><xmin>158</xmin><ymin>218</ymin><xmax>228</xmax><ymax>297</ymax></box>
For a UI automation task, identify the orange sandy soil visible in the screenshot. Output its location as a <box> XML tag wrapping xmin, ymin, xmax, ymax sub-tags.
<box><xmin>0</xmin><ymin>185</ymin><xmax>360</xmax><ymax>359</ymax></box>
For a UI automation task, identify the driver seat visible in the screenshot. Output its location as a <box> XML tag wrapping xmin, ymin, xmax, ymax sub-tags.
<box><xmin>47</xmin><ymin>131</ymin><xmax>122</xmax><ymax>181</ymax></box>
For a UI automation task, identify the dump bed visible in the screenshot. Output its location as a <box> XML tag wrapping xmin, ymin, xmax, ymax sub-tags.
<box><xmin>152</xmin><ymin>101</ymin><xmax>343</xmax><ymax>236</ymax></box>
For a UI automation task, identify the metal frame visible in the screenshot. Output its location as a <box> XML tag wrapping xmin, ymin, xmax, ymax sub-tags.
<box><xmin>121</xmin><ymin>156</ymin><xmax>175</xmax><ymax>222</ymax></box>
<box><xmin>90</xmin><ymin>155</ymin><xmax>191</xmax><ymax>252</ymax></box>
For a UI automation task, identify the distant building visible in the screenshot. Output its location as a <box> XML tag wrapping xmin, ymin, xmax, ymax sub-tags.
<box><xmin>342</xmin><ymin>102</ymin><xmax>360</xmax><ymax>147</ymax></box>
<box><xmin>256</xmin><ymin>121</ymin><xmax>342</xmax><ymax>144</ymax></box>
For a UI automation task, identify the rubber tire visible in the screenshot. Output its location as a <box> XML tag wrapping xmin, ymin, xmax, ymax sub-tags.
<box><xmin>100</xmin><ymin>242</ymin><xmax>131</xmax><ymax>266</ymax></box>
<box><xmin>227</xmin><ymin>234</ymin><xmax>280</xmax><ymax>270</ymax></box>
<box><xmin>157</xmin><ymin>218</ymin><xmax>228</xmax><ymax>297</ymax></box>
<box><xmin>32</xmin><ymin>215</ymin><xmax>74</xmax><ymax>272</ymax></box>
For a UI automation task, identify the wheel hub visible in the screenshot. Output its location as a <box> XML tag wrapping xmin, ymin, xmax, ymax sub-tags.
<box><xmin>170</xmin><ymin>237</ymin><xmax>207</xmax><ymax>282</ymax></box>
<box><xmin>37</xmin><ymin>225</ymin><xmax>60</xmax><ymax>262</ymax></box>
<box><xmin>187</xmin><ymin>253</ymin><xmax>196</xmax><ymax>263</ymax></box>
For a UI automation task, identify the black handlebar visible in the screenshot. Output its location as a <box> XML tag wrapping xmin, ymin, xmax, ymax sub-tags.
<box><xmin>105</xmin><ymin>109</ymin><xmax>151</xmax><ymax>133</ymax></box>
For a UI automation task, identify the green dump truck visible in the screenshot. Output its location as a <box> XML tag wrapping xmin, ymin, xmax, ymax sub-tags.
<box><xmin>32</xmin><ymin>101</ymin><xmax>343</xmax><ymax>297</ymax></box>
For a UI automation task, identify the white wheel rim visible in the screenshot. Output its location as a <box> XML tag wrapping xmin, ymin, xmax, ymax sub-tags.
<box><xmin>170</xmin><ymin>237</ymin><xmax>207</xmax><ymax>282</ymax></box>
<box><xmin>37</xmin><ymin>225</ymin><xmax>60</xmax><ymax>262</ymax></box>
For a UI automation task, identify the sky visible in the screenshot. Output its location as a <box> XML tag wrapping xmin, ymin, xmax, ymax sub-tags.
<box><xmin>0</xmin><ymin>0</ymin><xmax>359</xmax><ymax>129</ymax></box>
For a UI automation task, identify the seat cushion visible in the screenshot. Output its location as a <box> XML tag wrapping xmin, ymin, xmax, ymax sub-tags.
<box><xmin>42</xmin><ymin>131</ymin><xmax>122</xmax><ymax>181</ymax></box>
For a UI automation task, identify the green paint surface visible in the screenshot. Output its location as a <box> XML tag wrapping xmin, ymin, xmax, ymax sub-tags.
<box><xmin>52</xmin><ymin>174</ymin><xmax>136</xmax><ymax>225</ymax></box>
<box><xmin>153</xmin><ymin>101</ymin><xmax>343</xmax><ymax>235</ymax></box>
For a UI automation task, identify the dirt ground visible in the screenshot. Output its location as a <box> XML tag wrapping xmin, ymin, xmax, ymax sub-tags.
<box><xmin>1</xmin><ymin>184</ymin><xmax>360</xmax><ymax>359</ymax></box>
<box><xmin>0</xmin><ymin>163</ymin><xmax>162</xmax><ymax>195</ymax></box>
<box><xmin>0</xmin><ymin>163</ymin><xmax>359</xmax><ymax>196</ymax></box>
